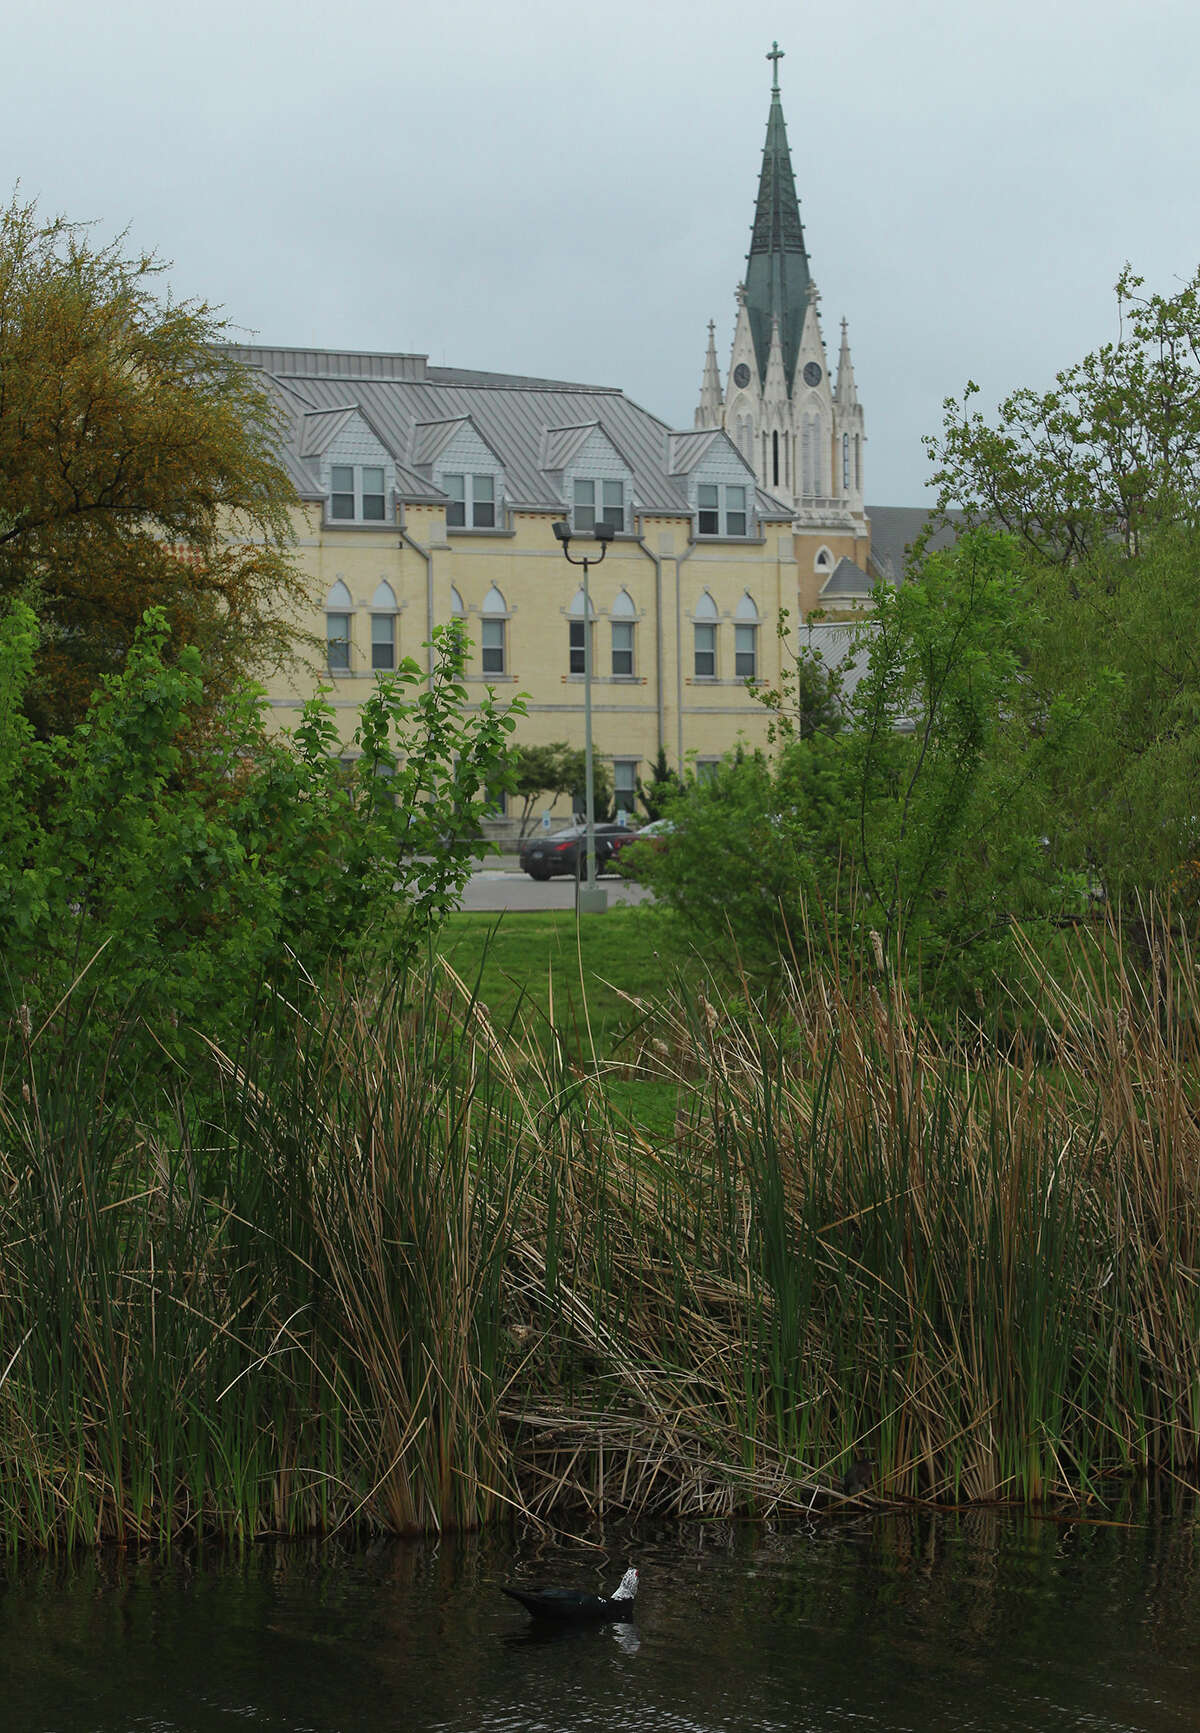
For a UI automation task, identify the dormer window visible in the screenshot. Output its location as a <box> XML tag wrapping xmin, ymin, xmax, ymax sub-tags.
<box><xmin>697</xmin><ymin>483</ymin><xmax>749</xmax><ymax>538</ymax></box>
<box><xmin>330</xmin><ymin>464</ymin><xmax>387</xmax><ymax>522</ymax></box>
<box><xmin>445</xmin><ymin>473</ymin><xmax>497</xmax><ymax>529</ymax></box>
<box><xmin>574</xmin><ymin>479</ymin><xmax>624</xmax><ymax>533</ymax></box>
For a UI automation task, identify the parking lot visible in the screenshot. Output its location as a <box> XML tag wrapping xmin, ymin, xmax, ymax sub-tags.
<box><xmin>458</xmin><ymin>866</ymin><xmax>653</xmax><ymax>912</ymax></box>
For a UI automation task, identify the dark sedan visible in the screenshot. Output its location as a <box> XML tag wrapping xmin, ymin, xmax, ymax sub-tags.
<box><xmin>518</xmin><ymin>823</ymin><xmax>639</xmax><ymax>881</ymax></box>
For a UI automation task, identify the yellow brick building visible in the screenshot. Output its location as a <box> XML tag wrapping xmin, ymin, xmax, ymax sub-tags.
<box><xmin>233</xmin><ymin>344</ymin><xmax>798</xmax><ymax>823</ymax></box>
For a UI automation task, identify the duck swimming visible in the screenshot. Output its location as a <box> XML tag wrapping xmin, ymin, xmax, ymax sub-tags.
<box><xmin>501</xmin><ymin>1566</ymin><xmax>639</xmax><ymax>1623</ymax></box>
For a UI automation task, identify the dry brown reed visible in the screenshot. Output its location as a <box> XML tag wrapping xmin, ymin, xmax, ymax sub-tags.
<box><xmin>4</xmin><ymin>910</ymin><xmax>1200</xmax><ymax>1550</ymax></box>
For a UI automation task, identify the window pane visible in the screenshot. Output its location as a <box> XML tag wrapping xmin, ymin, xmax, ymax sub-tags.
<box><xmin>611</xmin><ymin>620</ymin><xmax>633</xmax><ymax>676</ymax></box>
<box><xmin>698</xmin><ymin>506</ymin><xmax>719</xmax><ymax>535</ymax></box>
<box><xmin>613</xmin><ymin>761</ymin><xmax>637</xmax><ymax>811</ymax></box>
<box><xmin>698</xmin><ymin>484</ymin><xmax>718</xmax><ymax>508</ymax></box>
<box><xmin>726</xmin><ymin>509</ymin><xmax>747</xmax><ymax>536</ymax></box>
<box><xmin>371</xmin><ymin>614</ymin><xmax>395</xmax><ymax>670</ymax></box>
<box><xmin>726</xmin><ymin>485</ymin><xmax>745</xmax><ymax>510</ymax></box>
<box><xmin>473</xmin><ymin>474</ymin><xmax>494</xmax><ymax>501</ymax></box>
<box><xmin>573</xmin><ymin>479</ymin><xmax>595</xmax><ymax>533</ymax></box>
<box><xmin>473</xmin><ymin>500</ymin><xmax>496</xmax><ymax>528</ymax></box>
<box><xmin>362</xmin><ymin>466</ymin><xmax>386</xmax><ymax>520</ymax></box>
<box><xmin>327</xmin><ymin>613</ymin><xmax>350</xmax><ymax>671</ymax></box>
<box><xmin>569</xmin><ymin>619</ymin><xmax>586</xmax><ymax>675</ymax></box>
<box><xmin>601</xmin><ymin>481</ymin><xmax>624</xmax><ymax>529</ymax></box>
<box><xmin>481</xmin><ymin>617</ymin><xmax>505</xmax><ymax>674</ymax></box>
<box><xmin>694</xmin><ymin>622</ymin><xmax>715</xmax><ymax>678</ymax></box>
<box><xmin>330</xmin><ymin>462</ymin><xmax>354</xmax><ymax>518</ymax></box>
<box><xmin>735</xmin><ymin>623</ymin><xmax>757</xmax><ymax>678</ymax></box>
<box><xmin>472</xmin><ymin>474</ymin><xmax>496</xmax><ymax>528</ymax></box>
<box><xmin>444</xmin><ymin>473</ymin><xmax>466</xmax><ymax>528</ymax></box>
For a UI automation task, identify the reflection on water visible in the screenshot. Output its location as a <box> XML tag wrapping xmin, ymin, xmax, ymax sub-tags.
<box><xmin>3</xmin><ymin>1496</ymin><xmax>1200</xmax><ymax>1731</ymax></box>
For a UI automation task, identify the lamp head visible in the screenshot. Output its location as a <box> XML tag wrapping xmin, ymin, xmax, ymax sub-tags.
<box><xmin>552</xmin><ymin>519</ymin><xmax>571</xmax><ymax>544</ymax></box>
<box><xmin>593</xmin><ymin>521</ymin><xmax>616</xmax><ymax>544</ymax></box>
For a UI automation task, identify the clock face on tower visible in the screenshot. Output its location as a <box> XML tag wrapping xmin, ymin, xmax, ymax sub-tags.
<box><xmin>733</xmin><ymin>362</ymin><xmax>751</xmax><ymax>389</ymax></box>
<box><xmin>803</xmin><ymin>361</ymin><xmax>823</xmax><ymax>387</ymax></box>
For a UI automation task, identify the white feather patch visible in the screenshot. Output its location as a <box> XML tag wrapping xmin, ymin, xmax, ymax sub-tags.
<box><xmin>611</xmin><ymin>1567</ymin><xmax>639</xmax><ymax>1601</ymax></box>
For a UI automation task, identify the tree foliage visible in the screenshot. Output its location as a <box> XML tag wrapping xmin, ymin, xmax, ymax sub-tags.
<box><xmin>0</xmin><ymin>605</ymin><xmax>523</xmax><ymax>1039</ymax></box>
<box><xmin>928</xmin><ymin>265</ymin><xmax>1200</xmax><ymax>564</ymax></box>
<box><xmin>0</xmin><ymin>194</ymin><xmax>307</xmax><ymax>733</ymax></box>
<box><xmin>508</xmin><ymin>739</ymin><xmax>615</xmax><ymax>834</ymax></box>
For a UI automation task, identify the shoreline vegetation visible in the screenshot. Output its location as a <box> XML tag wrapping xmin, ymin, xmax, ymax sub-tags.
<box><xmin>4</xmin><ymin>908</ymin><xmax>1200</xmax><ymax>1553</ymax></box>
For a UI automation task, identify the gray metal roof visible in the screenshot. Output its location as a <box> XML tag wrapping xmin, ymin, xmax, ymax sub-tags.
<box><xmin>821</xmin><ymin>556</ymin><xmax>873</xmax><ymax>598</ymax></box>
<box><xmin>866</xmin><ymin>506</ymin><xmax>965</xmax><ymax>584</ymax></box>
<box><xmin>239</xmin><ymin>343</ymin><xmax>794</xmax><ymax>522</ymax></box>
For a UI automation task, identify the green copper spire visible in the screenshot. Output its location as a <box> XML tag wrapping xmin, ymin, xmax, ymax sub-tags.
<box><xmin>744</xmin><ymin>43</ymin><xmax>811</xmax><ymax>390</ymax></box>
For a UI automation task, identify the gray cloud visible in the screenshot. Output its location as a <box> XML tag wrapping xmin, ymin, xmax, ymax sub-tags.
<box><xmin>6</xmin><ymin>0</ymin><xmax>1198</xmax><ymax>502</ymax></box>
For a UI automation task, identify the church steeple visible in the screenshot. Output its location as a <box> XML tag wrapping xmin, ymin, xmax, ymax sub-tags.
<box><xmin>835</xmin><ymin>317</ymin><xmax>858</xmax><ymax>409</ymax></box>
<box><xmin>695</xmin><ymin>319</ymin><xmax>723</xmax><ymax>429</ymax></box>
<box><xmin>744</xmin><ymin>42</ymin><xmax>811</xmax><ymax>392</ymax></box>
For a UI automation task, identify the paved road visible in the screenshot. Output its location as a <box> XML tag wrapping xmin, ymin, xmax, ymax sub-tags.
<box><xmin>458</xmin><ymin>868</ymin><xmax>653</xmax><ymax>912</ymax></box>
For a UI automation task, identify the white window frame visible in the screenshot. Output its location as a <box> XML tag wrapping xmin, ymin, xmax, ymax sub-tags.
<box><xmin>612</xmin><ymin>760</ymin><xmax>638</xmax><ymax>815</ymax></box>
<box><xmin>573</xmin><ymin>478</ymin><xmax>625</xmax><ymax>533</ymax></box>
<box><xmin>734</xmin><ymin>622</ymin><xmax>758</xmax><ymax>679</ymax></box>
<box><xmin>611</xmin><ymin>618</ymin><xmax>635</xmax><ymax>677</ymax></box>
<box><xmin>694</xmin><ymin>621</ymin><xmax>717</xmax><ymax>678</ymax></box>
<box><xmin>371</xmin><ymin>612</ymin><xmax>396</xmax><ymax>672</ymax></box>
<box><xmin>326</xmin><ymin>612</ymin><xmax>351</xmax><ymax>672</ymax></box>
<box><xmin>329</xmin><ymin>463</ymin><xmax>387</xmax><ymax>523</ymax></box>
<box><xmin>569</xmin><ymin>618</ymin><xmax>594</xmax><ymax>675</ymax></box>
<box><xmin>696</xmin><ymin>482</ymin><xmax>750</xmax><ymax>538</ymax></box>
<box><xmin>444</xmin><ymin>472</ymin><xmax>498</xmax><ymax>529</ymax></box>
<box><xmin>481</xmin><ymin>617</ymin><xmax>505</xmax><ymax>674</ymax></box>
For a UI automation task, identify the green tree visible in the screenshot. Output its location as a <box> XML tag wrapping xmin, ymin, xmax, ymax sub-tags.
<box><xmin>0</xmin><ymin>195</ymin><xmax>307</xmax><ymax>734</ymax></box>
<box><xmin>928</xmin><ymin>264</ymin><xmax>1200</xmax><ymax>928</ymax></box>
<box><xmin>0</xmin><ymin>605</ymin><xmax>523</xmax><ymax>1039</ymax></box>
<box><xmin>635</xmin><ymin>745</ymin><xmax>684</xmax><ymax>819</ymax></box>
<box><xmin>928</xmin><ymin>265</ymin><xmax>1200</xmax><ymax>564</ymax></box>
<box><xmin>510</xmin><ymin>742</ymin><xmax>586</xmax><ymax>837</ymax></box>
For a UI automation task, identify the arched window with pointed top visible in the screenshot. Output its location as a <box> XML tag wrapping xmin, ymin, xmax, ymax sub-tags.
<box><xmin>325</xmin><ymin>580</ymin><xmax>353</xmax><ymax>673</ymax></box>
<box><xmin>815</xmin><ymin>546</ymin><xmax>833</xmax><ymax>573</ymax></box>
<box><xmin>567</xmin><ymin>584</ymin><xmax>595</xmax><ymax>676</ymax></box>
<box><xmin>693</xmin><ymin>589</ymin><xmax>719</xmax><ymax>679</ymax></box>
<box><xmin>610</xmin><ymin>588</ymin><xmax>636</xmax><ymax>677</ymax></box>
<box><xmin>481</xmin><ymin>584</ymin><xmax>508</xmax><ymax>675</ymax></box>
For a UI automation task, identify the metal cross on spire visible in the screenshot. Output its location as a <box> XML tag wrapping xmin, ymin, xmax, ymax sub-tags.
<box><xmin>767</xmin><ymin>40</ymin><xmax>784</xmax><ymax>92</ymax></box>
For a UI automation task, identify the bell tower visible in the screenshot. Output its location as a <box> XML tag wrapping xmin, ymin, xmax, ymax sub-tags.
<box><xmin>694</xmin><ymin>44</ymin><xmax>871</xmax><ymax>590</ymax></box>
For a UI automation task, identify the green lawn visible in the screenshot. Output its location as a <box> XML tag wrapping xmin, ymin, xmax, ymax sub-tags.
<box><xmin>436</xmin><ymin>904</ymin><xmax>675</xmax><ymax>1060</ymax></box>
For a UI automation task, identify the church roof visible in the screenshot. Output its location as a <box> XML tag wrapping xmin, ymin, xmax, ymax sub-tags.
<box><xmin>866</xmin><ymin>507</ymin><xmax>966</xmax><ymax>584</ymax></box>
<box><xmin>744</xmin><ymin>51</ymin><xmax>811</xmax><ymax>391</ymax></box>
<box><xmin>231</xmin><ymin>344</ymin><xmax>793</xmax><ymax>523</ymax></box>
<box><xmin>820</xmin><ymin>557</ymin><xmax>873</xmax><ymax>598</ymax></box>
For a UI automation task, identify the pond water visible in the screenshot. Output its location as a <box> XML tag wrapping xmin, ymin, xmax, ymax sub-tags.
<box><xmin>4</xmin><ymin>1503</ymin><xmax>1200</xmax><ymax>1732</ymax></box>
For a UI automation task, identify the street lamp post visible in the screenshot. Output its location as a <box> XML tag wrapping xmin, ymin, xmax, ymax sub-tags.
<box><xmin>552</xmin><ymin>516</ymin><xmax>614</xmax><ymax>914</ymax></box>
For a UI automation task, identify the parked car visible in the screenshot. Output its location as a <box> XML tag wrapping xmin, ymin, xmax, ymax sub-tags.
<box><xmin>616</xmin><ymin>817</ymin><xmax>675</xmax><ymax>877</ymax></box>
<box><xmin>518</xmin><ymin>823</ymin><xmax>640</xmax><ymax>881</ymax></box>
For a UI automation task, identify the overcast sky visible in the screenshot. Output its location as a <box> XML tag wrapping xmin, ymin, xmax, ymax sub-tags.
<box><xmin>6</xmin><ymin>0</ymin><xmax>1198</xmax><ymax>503</ymax></box>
